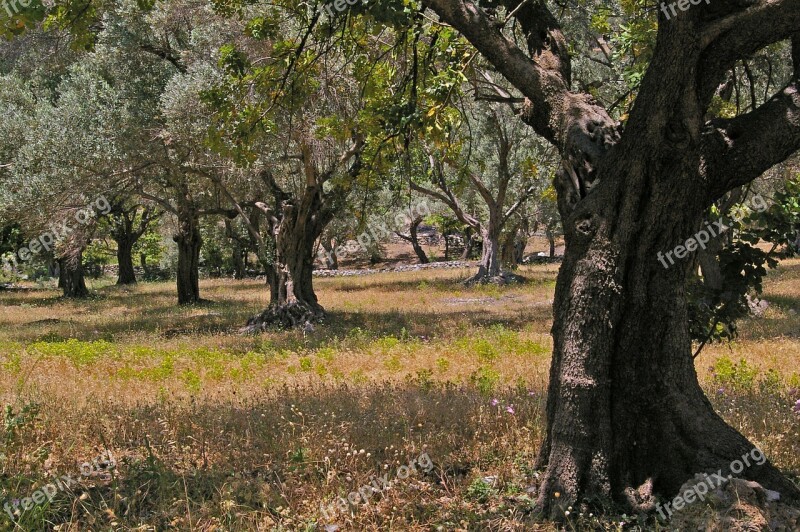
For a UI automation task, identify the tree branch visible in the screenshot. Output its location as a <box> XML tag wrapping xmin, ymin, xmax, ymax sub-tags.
<box><xmin>703</xmin><ymin>83</ymin><xmax>800</xmax><ymax>200</ymax></box>
<box><xmin>699</xmin><ymin>0</ymin><xmax>800</xmax><ymax>104</ymax></box>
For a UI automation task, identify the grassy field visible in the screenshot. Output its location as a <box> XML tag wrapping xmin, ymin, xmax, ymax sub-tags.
<box><xmin>0</xmin><ymin>260</ymin><xmax>799</xmax><ymax>531</ymax></box>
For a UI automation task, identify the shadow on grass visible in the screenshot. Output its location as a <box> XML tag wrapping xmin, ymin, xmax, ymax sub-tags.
<box><xmin>0</xmin><ymin>383</ymin><xmax>546</xmax><ymax>529</ymax></box>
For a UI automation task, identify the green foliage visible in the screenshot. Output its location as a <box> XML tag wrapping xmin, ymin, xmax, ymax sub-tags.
<box><xmin>750</xmin><ymin>177</ymin><xmax>800</xmax><ymax>256</ymax></box>
<box><xmin>470</xmin><ymin>366</ymin><xmax>500</xmax><ymax>396</ymax></box>
<box><xmin>466</xmin><ymin>477</ymin><xmax>497</xmax><ymax>503</ymax></box>
<box><xmin>712</xmin><ymin>356</ymin><xmax>761</xmax><ymax>392</ymax></box>
<box><xmin>689</xmin><ymin>180</ymin><xmax>800</xmax><ymax>345</ymax></box>
<box><xmin>3</xmin><ymin>401</ymin><xmax>39</xmax><ymax>445</ymax></box>
<box><xmin>688</xmin><ymin>241</ymin><xmax>775</xmax><ymax>343</ymax></box>
<box><xmin>29</xmin><ymin>338</ymin><xmax>114</xmax><ymax>366</ymax></box>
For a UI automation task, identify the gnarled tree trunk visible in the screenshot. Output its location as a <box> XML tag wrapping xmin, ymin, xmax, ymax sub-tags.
<box><xmin>466</xmin><ymin>212</ymin><xmax>524</xmax><ymax>285</ymax></box>
<box><xmin>423</xmin><ymin>0</ymin><xmax>800</xmax><ymax>518</ymax></box>
<box><xmin>469</xmin><ymin>224</ymin><xmax>501</xmax><ymax>281</ymax></box>
<box><xmin>319</xmin><ymin>237</ymin><xmax>339</xmax><ymax>269</ymax></box>
<box><xmin>225</xmin><ymin>219</ymin><xmax>246</xmax><ymax>279</ymax></box>
<box><xmin>244</xmin><ymin>176</ymin><xmax>342</xmax><ymax>331</ymax></box>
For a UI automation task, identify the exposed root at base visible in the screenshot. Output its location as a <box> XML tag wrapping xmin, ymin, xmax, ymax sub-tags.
<box><xmin>241</xmin><ymin>302</ymin><xmax>325</xmax><ymax>332</ymax></box>
<box><xmin>463</xmin><ymin>271</ymin><xmax>527</xmax><ymax>286</ymax></box>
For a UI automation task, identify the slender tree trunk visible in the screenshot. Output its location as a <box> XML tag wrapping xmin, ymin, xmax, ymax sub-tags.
<box><xmin>140</xmin><ymin>252</ymin><xmax>150</xmax><ymax>277</ymax></box>
<box><xmin>320</xmin><ymin>238</ymin><xmax>339</xmax><ymax>269</ymax></box>
<box><xmin>408</xmin><ymin>216</ymin><xmax>429</xmax><ymax>264</ymax></box>
<box><xmin>225</xmin><ymin>219</ymin><xmax>246</xmax><ymax>279</ymax></box>
<box><xmin>474</xmin><ymin>226</ymin><xmax>501</xmax><ymax>278</ymax></box>
<box><xmin>174</xmin><ymin>204</ymin><xmax>202</xmax><ymax>305</ymax></box>
<box><xmin>232</xmin><ymin>243</ymin><xmax>245</xmax><ymax>279</ymax></box>
<box><xmin>546</xmin><ymin>228</ymin><xmax>556</xmax><ymax>258</ymax></box>
<box><xmin>396</xmin><ymin>216</ymin><xmax>429</xmax><ymax>264</ymax></box>
<box><xmin>58</xmin><ymin>253</ymin><xmax>89</xmax><ymax>299</ymax></box>
<box><xmin>460</xmin><ymin>227</ymin><xmax>474</xmax><ymax>260</ymax></box>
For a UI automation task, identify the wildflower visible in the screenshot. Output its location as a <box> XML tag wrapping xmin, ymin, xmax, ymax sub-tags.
<box><xmin>505</xmin><ymin>405</ymin><xmax>515</xmax><ymax>414</ymax></box>
<box><xmin>490</xmin><ymin>398</ymin><xmax>499</xmax><ymax>406</ymax></box>
<box><xmin>793</xmin><ymin>399</ymin><xmax>800</xmax><ymax>414</ymax></box>
<box><xmin>717</xmin><ymin>387</ymin><xmax>725</xmax><ymax>395</ymax></box>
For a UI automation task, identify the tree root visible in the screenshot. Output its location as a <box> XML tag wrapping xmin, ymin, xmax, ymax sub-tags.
<box><xmin>241</xmin><ymin>301</ymin><xmax>325</xmax><ymax>332</ymax></box>
<box><xmin>463</xmin><ymin>271</ymin><xmax>527</xmax><ymax>286</ymax></box>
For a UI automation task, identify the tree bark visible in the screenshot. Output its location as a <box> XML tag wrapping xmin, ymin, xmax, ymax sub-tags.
<box><xmin>232</xmin><ymin>241</ymin><xmax>246</xmax><ymax>279</ymax></box>
<box><xmin>408</xmin><ymin>217</ymin><xmax>429</xmax><ymax>264</ymax></box>
<box><xmin>58</xmin><ymin>253</ymin><xmax>89</xmax><ymax>299</ymax></box>
<box><xmin>109</xmin><ymin>204</ymin><xmax>158</xmax><ymax>285</ymax></box>
<box><xmin>537</xmin><ymin>163</ymin><xmax>800</xmax><ymax>515</ymax></box>
<box><xmin>471</xmin><ymin>225</ymin><xmax>501</xmax><ymax>280</ymax></box>
<box><xmin>501</xmin><ymin>223</ymin><xmax>525</xmax><ymax>267</ymax></box>
<box><xmin>545</xmin><ymin>227</ymin><xmax>557</xmax><ymax>258</ymax></box>
<box><xmin>466</xmin><ymin>209</ymin><xmax>523</xmax><ymax>285</ymax></box>
<box><xmin>225</xmin><ymin>219</ymin><xmax>246</xmax><ymax>279</ymax></box>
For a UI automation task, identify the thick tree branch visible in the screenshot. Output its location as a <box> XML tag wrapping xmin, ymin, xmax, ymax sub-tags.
<box><xmin>703</xmin><ymin>83</ymin><xmax>800</xmax><ymax>200</ymax></box>
<box><xmin>422</xmin><ymin>0</ymin><xmax>618</xmax><ymax>217</ymax></box>
<box><xmin>699</xmin><ymin>0</ymin><xmax>800</xmax><ymax>104</ymax></box>
<box><xmin>422</xmin><ymin>0</ymin><xmax>569</xmax><ymax>146</ymax></box>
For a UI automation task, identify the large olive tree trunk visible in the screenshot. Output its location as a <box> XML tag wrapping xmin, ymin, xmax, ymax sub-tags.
<box><xmin>424</xmin><ymin>0</ymin><xmax>800</xmax><ymax>517</ymax></box>
<box><xmin>244</xmin><ymin>184</ymin><xmax>331</xmax><ymax>329</ymax></box>
<box><xmin>243</xmin><ymin>138</ymin><xmax>362</xmax><ymax>331</ymax></box>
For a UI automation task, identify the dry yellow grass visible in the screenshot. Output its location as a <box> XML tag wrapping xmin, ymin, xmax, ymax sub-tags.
<box><xmin>0</xmin><ymin>260</ymin><xmax>797</xmax><ymax>531</ymax></box>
